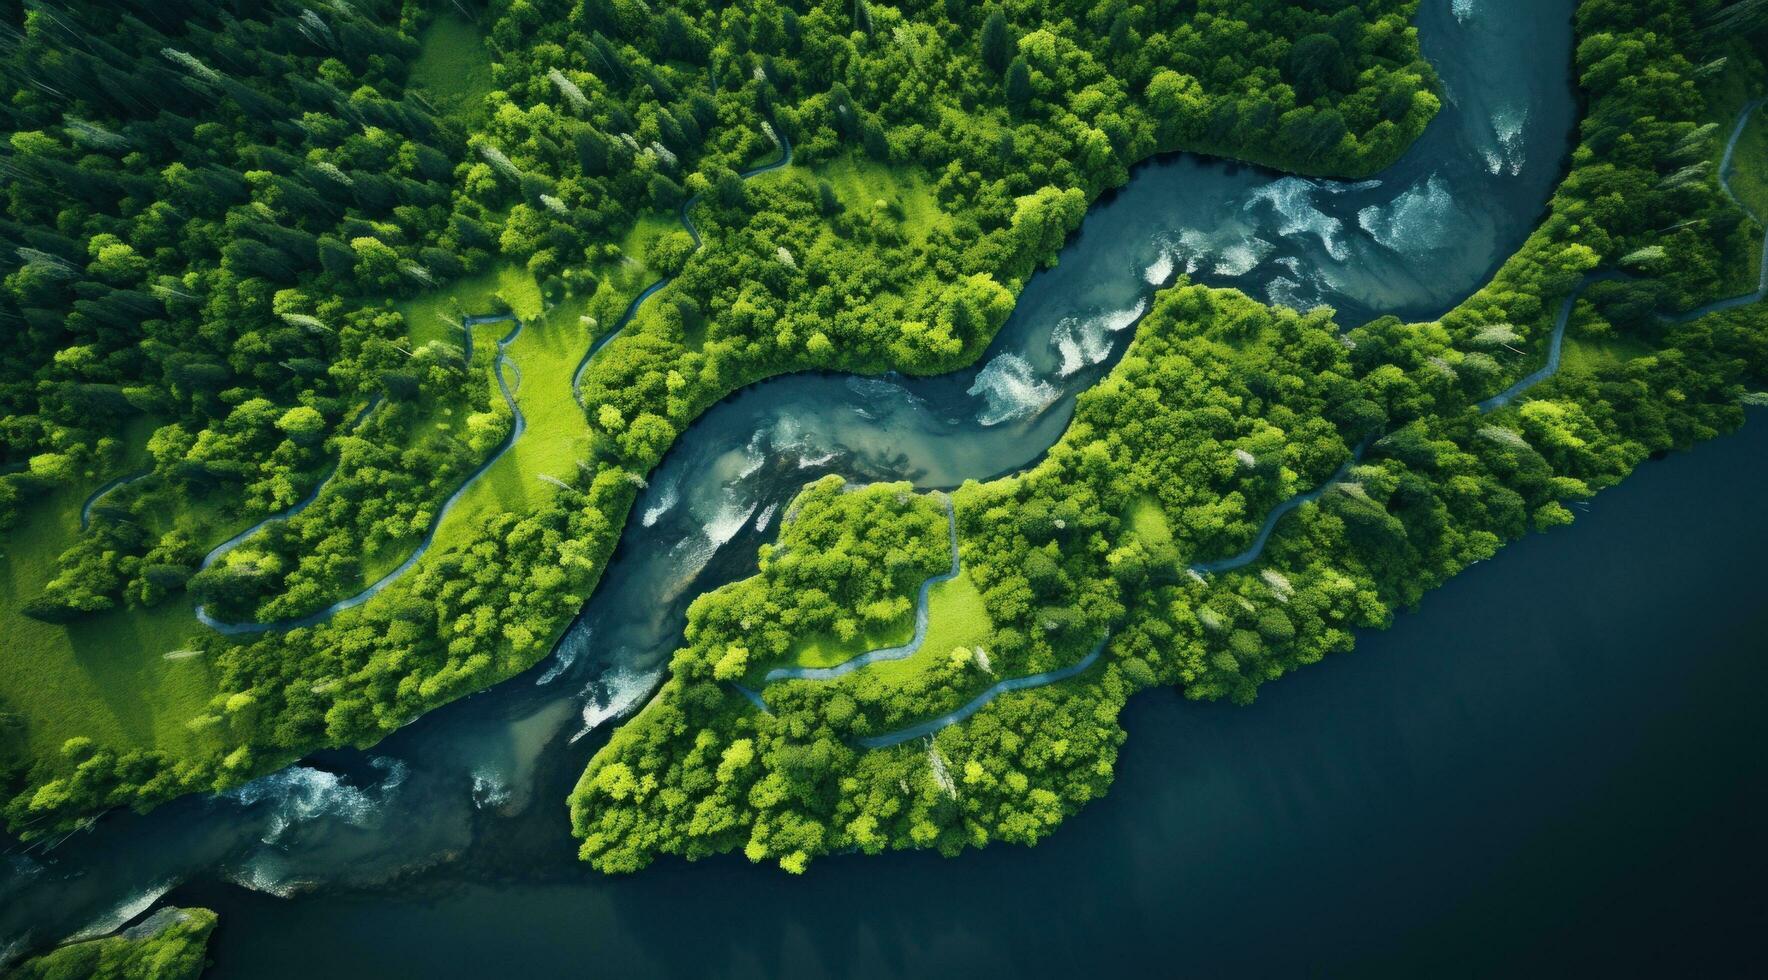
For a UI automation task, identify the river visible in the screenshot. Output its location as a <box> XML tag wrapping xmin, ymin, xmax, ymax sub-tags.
<box><xmin>8</xmin><ymin>0</ymin><xmax>1760</xmax><ymax>971</ymax></box>
<box><xmin>188</xmin><ymin>411</ymin><xmax>1768</xmax><ymax>976</ymax></box>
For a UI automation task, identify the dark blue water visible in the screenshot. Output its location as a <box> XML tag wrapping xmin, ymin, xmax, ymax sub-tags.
<box><xmin>187</xmin><ymin>416</ymin><xmax>1768</xmax><ymax>977</ymax></box>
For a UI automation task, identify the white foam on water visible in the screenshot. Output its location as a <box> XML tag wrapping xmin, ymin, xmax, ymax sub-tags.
<box><xmin>229</xmin><ymin>758</ymin><xmax>406</xmax><ymax>844</ymax></box>
<box><xmin>1212</xmin><ymin>237</ymin><xmax>1275</xmax><ymax>277</ymax></box>
<box><xmin>1452</xmin><ymin>0</ymin><xmax>1476</xmax><ymax>23</ymax></box>
<box><xmin>1357</xmin><ymin>173</ymin><xmax>1466</xmax><ymax>254</ymax></box>
<box><xmin>754</xmin><ymin>502</ymin><xmax>779</xmax><ymax>533</ymax></box>
<box><xmin>569</xmin><ymin>667</ymin><xmax>656</xmax><ymax>742</ymax></box>
<box><xmin>470</xmin><ymin>767</ymin><xmax>512</xmax><ymax>810</ymax></box>
<box><xmin>737</xmin><ymin>432</ymin><xmax>767</xmax><ymax>479</ymax></box>
<box><xmin>223</xmin><ymin>856</ymin><xmax>308</xmax><ymax>899</ymax></box>
<box><xmin>1174</xmin><ymin>228</ymin><xmax>1213</xmax><ymax>275</ymax></box>
<box><xmin>755</xmin><ymin>416</ymin><xmax>841</xmax><ymax>472</ymax></box>
<box><xmin>967</xmin><ymin>353</ymin><xmax>1061</xmax><ymax>425</ymax></box>
<box><xmin>846</xmin><ymin>376</ymin><xmax>911</xmax><ymax>403</ymax></box>
<box><xmin>1265</xmin><ymin>276</ymin><xmax>1309</xmax><ymax>310</ymax></box>
<box><xmin>64</xmin><ymin>877</ymin><xmax>178</xmax><ymax>943</ymax></box>
<box><xmin>703</xmin><ymin>494</ymin><xmax>758</xmax><ymax>550</ymax></box>
<box><xmin>535</xmin><ymin>624</ymin><xmax>588</xmax><ymax>685</ymax></box>
<box><xmin>1487</xmin><ymin>102</ymin><xmax>1529</xmax><ymax>176</ymax></box>
<box><xmin>1053</xmin><ymin>321</ymin><xmax>1110</xmax><ymax>378</ymax></box>
<box><xmin>1248</xmin><ymin>177</ymin><xmax>1348</xmax><ymax>260</ymax></box>
<box><xmin>1051</xmin><ymin>299</ymin><xmax>1146</xmax><ymax>377</ymax></box>
<box><xmin>640</xmin><ymin>475</ymin><xmax>680</xmax><ymax>527</ymax></box>
<box><xmin>1143</xmin><ymin>249</ymin><xmax>1175</xmax><ymax>286</ymax></box>
<box><xmin>661</xmin><ymin>491</ymin><xmax>759</xmax><ymax>597</ymax></box>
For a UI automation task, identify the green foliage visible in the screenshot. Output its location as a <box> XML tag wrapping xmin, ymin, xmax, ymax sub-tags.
<box><xmin>6</xmin><ymin>907</ymin><xmax>216</xmax><ymax>980</ymax></box>
<box><xmin>0</xmin><ymin>0</ymin><xmax>1446</xmax><ymax>833</ymax></box>
<box><xmin>566</xmin><ymin>0</ymin><xmax>1768</xmax><ymax>873</ymax></box>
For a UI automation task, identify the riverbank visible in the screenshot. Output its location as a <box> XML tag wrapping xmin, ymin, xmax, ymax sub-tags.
<box><xmin>184</xmin><ymin>413</ymin><xmax>1768</xmax><ymax>978</ymax></box>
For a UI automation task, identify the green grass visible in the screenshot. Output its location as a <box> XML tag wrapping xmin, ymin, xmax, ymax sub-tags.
<box><xmin>610</xmin><ymin>211</ymin><xmax>699</xmax><ymax>343</ymax></box>
<box><xmin>618</xmin><ymin>213</ymin><xmax>679</xmax><ymax>269</ymax></box>
<box><xmin>841</xmin><ymin>569</ymin><xmax>993</xmax><ymax>688</ymax></box>
<box><xmin>409</xmin><ymin>12</ymin><xmax>495</xmax><ymax>121</ymax></box>
<box><xmin>1703</xmin><ymin>53</ymin><xmax>1768</xmax><ymax>293</ymax></box>
<box><xmin>8</xmin><ymin>906</ymin><xmax>216</xmax><ymax>980</ymax></box>
<box><xmin>428</xmin><ymin>297</ymin><xmax>597</xmax><ymax>551</ymax></box>
<box><xmin>398</xmin><ymin>266</ymin><xmax>544</xmax><ymax>348</ymax></box>
<box><xmin>745</xmin><ymin>565</ymin><xmax>993</xmax><ymax>690</ymax></box>
<box><xmin>795</xmin><ymin>152</ymin><xmax>944</xmax><ymax>245</ymax></box>
<box><xmin>0</xmin><ymin>230</ymin><xmax>682</xmax><ymax>779</ymax></box>
<box><xmin>397</xmin><ymin>235</ymin><xmax>688</xmax><ymax>557</ymax></box>
<box><xmin>401</xmin><ymin>247</ymin><xmax>661</xmax><ymax>559</ymax></box>
<box><xmin>1126</xmin><ymin>496</ymin><xmax>1173</xmax><ymax>548</ymax></box>
<box><xmin>777</xmin><ymin>612</ymin><xmax>916</xmax><ymax>674</ymax></box>
<box><xmin>1563</xmin><ymin>333</ymin><xmax>1655</xmax><ymax>375</ymax></box>
<box><xmin>342</xmin><ymin>320</ymin><xmax>510</xmax><ymax>593</ymax></box>
<box><xmin>1728</xmin><ymin>107</ymin><xmax>1768</xmax><ymax>223</ymax></box>
<box><xmin>0</xmin><ymin>429</ymin><xmax>219</xmax><ymax>770</ymax></box>
<box><xmin>906</xmin><ymin>570</ymin><xmax>992</xmax><ymax>664</ymax></box>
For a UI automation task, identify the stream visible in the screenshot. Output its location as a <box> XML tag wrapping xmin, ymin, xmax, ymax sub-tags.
<box><xmin>17</xmin><ymin>1</ymin><xmax>1754</xmax><ymax>969</ymax></box>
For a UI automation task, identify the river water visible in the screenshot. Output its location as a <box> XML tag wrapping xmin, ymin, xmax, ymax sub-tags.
<box><xmin>185</xmin><ymin>413</ymin><xmax>1768</xmax><ymax>977</ymax></box>
<box><xmin>11</xmin><ymin>0</ymin><xmax>1761</xmax><ymax>971</ymax></box>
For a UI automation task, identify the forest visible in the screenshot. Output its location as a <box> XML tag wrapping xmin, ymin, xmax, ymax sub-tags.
<box><xmin>0</xmin><ymin>0</ymin><xmax>1442</xmax><ymax>835</ymax></box>
<box><xmin>566</xmin><ymin>0</ymin><xmax>1768</xmax><ymax>872</ymax></box>
<box><xmin>0</xmin><ymin>0</ymin><xmax>1761</xmax><ymax>887</ymax></box>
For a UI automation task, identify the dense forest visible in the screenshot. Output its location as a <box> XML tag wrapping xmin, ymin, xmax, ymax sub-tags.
<box><xmin>0</xmin><ymin>0</ymin><xmax>1444</xmax><ymax>834</ymax></box>
<box><xmin>566</xmin><ymin>0</ymin><xmax>1768</xmax><ymax>872</ymax></box>
<box><xmin>0</xmin><ymin>0</ymin><xmax>1762</xmax><ymax>887</ymax></box>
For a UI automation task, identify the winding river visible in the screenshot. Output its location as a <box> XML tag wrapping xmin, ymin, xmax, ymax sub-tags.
<box><xmin>186</xmin><ymin>131</ymin><xmax>796</xmax><ymax>634</ymax></box>
<box><xmin>8</xmin><ymin>0</ymin><xmax>1763</xmax><ymax>970</ymax></box>
<box><xmin>742</xmin><ymin>89</ymin><xmax>1768</xmax><ymax>738</ymax></box>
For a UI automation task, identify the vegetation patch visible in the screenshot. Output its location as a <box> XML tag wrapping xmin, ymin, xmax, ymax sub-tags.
<box><xmin>5</xmin><ymin>906</ymin><xmax>216</xmax><ymax>980</ymax></box>
<box><xmin>410</xmin><ymin>11</ymin><xmax>496</xmax><ymax>121</ymax></box>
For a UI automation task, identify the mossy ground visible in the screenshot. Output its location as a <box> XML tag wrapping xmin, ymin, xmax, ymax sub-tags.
<box><xmin>1730</xmin><ymin>109</ymin><xmax>1768</xmax><ymax>211</ymax></box>
<box><xmin>1563</xmin><ymin>334</ymin><xmax>1656</xmax><ymax>375</ymax></box>
<box><xmin>7</xmin><ymin>906</ymin><xmax>217</xmax><ymax>980</ymax></box>
<box><xmin>893</xmin><ymin>570</ymin><xmax>993</xmax><ymax>673</ymax></box>
<box><xmin>779</xmin><ymin>615</ymin><xmax>917</xmax><ymax>673</ymax></box>
<box><xmin>0</xmin><ymin>211</ymin><xmax>672</xmax><ymax>782</ymax></box>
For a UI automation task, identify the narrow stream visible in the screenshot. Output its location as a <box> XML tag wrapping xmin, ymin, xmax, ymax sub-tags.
<box><xmin>758</xmin><ymin>492</ymin><xmax>960</xmax><ymax>684</ymax></box>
